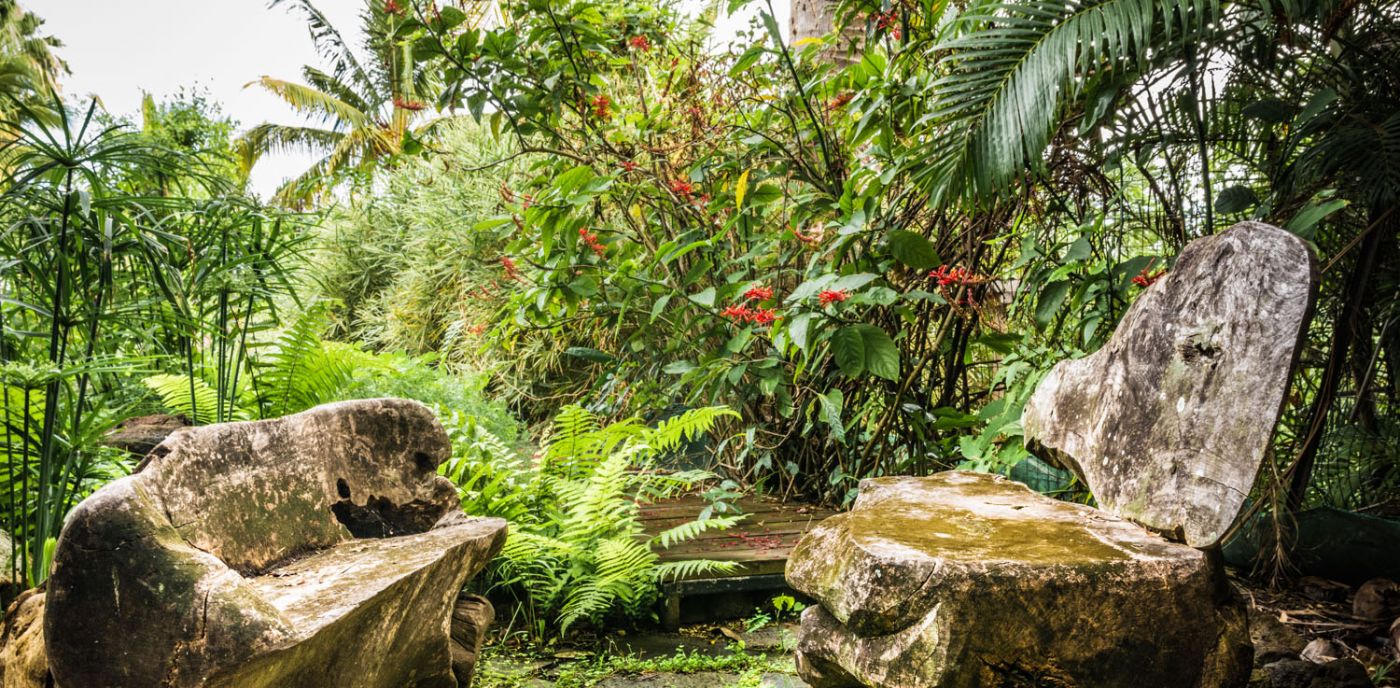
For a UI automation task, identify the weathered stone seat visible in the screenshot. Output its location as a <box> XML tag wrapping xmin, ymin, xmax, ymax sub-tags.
<box><xmin>787</xmin><ymin>222</ymin><xmax>1316</xmax><ymax>688</ymax></box>
<box><xmin>44</xmin><ymin>398</ymin><xmax>507</xmax><ymax>688</ymax></box>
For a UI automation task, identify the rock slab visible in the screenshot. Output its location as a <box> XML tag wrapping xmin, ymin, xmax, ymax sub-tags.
<box><xmin>44</xmin><ymin>398</ymin><xmax>507</xmax><ymax>688</ymax></box>
<box><xmin>786</xmin><ymin>471</ymin><xmax>1251</xmax><ymax>688</ymax></box>
<box><xmin>1023</xmin><ymin>222</ymin><xmax>1316</xmax><ymax>547</ymax></box>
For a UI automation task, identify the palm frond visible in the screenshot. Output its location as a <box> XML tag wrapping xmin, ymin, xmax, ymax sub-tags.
<box><xmin>246</xmin><ymin>77</ymin><xmax>370</xmax><ymax>130</ymax></box>
<box><xmin>918</xmin><ymin>0</ymin><xmax>1217</xmax><ymax>204</ymax></box>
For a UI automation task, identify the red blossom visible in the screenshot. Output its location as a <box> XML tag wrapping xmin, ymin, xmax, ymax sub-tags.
<box><xmin>929</xmin><ymin>264</ymin><xmax>977</xmax><ymax>288</ymax></box>
<box><xmin>744</xmin><ymin>285</ymin><xmax>774</xmax><ymax>301</ymax></box>
<box><xmin>468</xmin><ymin>323</ymin><xmax>488</xmax><ymax>335</ymax></box>
<box><xmin>720</xmin><ymin>303</ymin><xmax>779</xmax><ymax>326</ymax></box>
<box><xmin>628</xmin><ymin>35</ymin><xmax>652</xmax><ymax>52</ymax></box>
<box><xmin>720</xmin><ymin>304</ymin><xmax>753</xmax><ymax>321</ymax></box>
<box><xmin>818</xmin><ymin>289</ymin><xmax>850</xmax><ymax>306</ymax></box>
<box><xmin>669</xmin><ymin>179</ymin><xmax>695</xmax><ymax>198</ymax></box>
<box><xmin>579</xmin><ymin>228</ymin><xmax>607</xmax><ymax>257</ymax></box>
<box><xmin>1132</xmin><ymin>266</ymin><xmax>1167</xmax><ymax>288</ymax></box>
<box><xmin>385</xmin><ymin>0</ymin><xmax>404</xmax><ymax>14</ymax></box>
<box><xmin>501</xmin><ymin>256</ymin><xmax>522</xmax><ymax>281</ymax></box>
<box><xmin>620</xmin><ymin>160</ymin><xmax>639</xmax><ymax>172</ymax></box>
<box><xmin>828</xmin><ymin>92</ymin><xmax>854</xmax><ymax>110</ymax></box>
<box><xmin>393</xmin><ymin>96</ymin><xmax>426</xmax><ymax>111</ymax></box>
<box><xmin>591</xmin><ymin>94</ymin><xmax>612</xmax><ymax>121</ymax></box>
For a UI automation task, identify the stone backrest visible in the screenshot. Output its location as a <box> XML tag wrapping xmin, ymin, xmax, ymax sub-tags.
<box><xmin>1023</xmin><ymin>222</ymin><xmax>1316</xmax><ymax>547</ymax></box>
<box><xmin>141</xmin><ymin>398</ymin><xmax>458</xmax><ymax>573</ymax></box>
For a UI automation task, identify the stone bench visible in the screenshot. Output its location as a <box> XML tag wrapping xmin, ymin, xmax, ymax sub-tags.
<box><xmin>44</xmin><ymin>398</ymin><xmax>507</xmax><ymax>688</ymax></box>
<box><xmin>786</xmin><ymin>222</ymin><xmax>1316</xmax><ymax>687</ymax></box>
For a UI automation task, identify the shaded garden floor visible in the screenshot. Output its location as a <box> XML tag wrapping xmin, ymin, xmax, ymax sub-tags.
<box><xmin>475</xmin><ymin>621</ymin><xmax>809</xmax><ymax>688</ymax></box>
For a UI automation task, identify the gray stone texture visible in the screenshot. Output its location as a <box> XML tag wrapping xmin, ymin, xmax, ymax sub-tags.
<box><xmin>44</xmin><ymin>398</ymin><xmax>506</xmax><ymax>688</ymax></box>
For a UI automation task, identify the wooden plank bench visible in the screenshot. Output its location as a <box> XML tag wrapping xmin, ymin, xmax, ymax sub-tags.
<box><xmin>641</xmin><ymin>494</ymin><xmax>838</xmax><ymax>629</ymax></box>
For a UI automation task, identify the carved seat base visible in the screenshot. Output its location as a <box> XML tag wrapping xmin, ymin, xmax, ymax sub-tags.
<box><xmin>786</xmin><ymin>472</ymin><xmax>1251</xmax><ymax>688</ymax></box>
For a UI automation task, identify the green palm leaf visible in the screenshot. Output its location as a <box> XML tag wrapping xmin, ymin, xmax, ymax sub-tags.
<box><xmin>919</xmin><ymin>0</ymin><xmax>1217</xmax><ymax>203</ymax></box>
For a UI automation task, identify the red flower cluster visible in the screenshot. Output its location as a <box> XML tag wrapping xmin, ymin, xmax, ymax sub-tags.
<box><xmin>628</xmin><ymin>35</ymin><xmax>652</xmax><ymax>52</ymax></box>
<box><xmin>828</xmin><ymin>92</ymin><xmax>854</xmax><ymax>111</ymax></box>
<box><xmin>591</xmin><ymin>94</ymin><xmax>612</xmax><ymax>121</ymax></box>
<box><xmin>744</xmin><ymin>285</ymin><xmax>774</xmax><ymax>301</ymax></box>
<box><xmin>579</xmin><ymin>228</ymin><xmax>607</xmax><ymax>257</ymax></box>
<box><xmin>669</xmin><ymin>179</ymin><xmax>695</xmax><ymax>198</ymax></box>
<box><xmin>874</xmin><ymin>10</ymin><xmax>903</xmax><ymax>40</ymax></box>
<box><xmin>501</xmin><ymin>256</ymin><xmax>521</xmax><ymax>281</ymax></box>
<box><xmin>385</xmin><ymin>0</ymin><xmax>404</xmax><ymax>15</ymax></box>
<box><xmin>620</xmin><ymin>160</ymin><xmax>639</xmax><ymax>172</ymax></box>
<box><xmin>393</xmin><ymin>97</ymin><xmax>426</xmax><ymax>111</ymax></box>
<box><xmin>929</xmin><ymin>264</ymin><xmax>976</xmax><ymax>288</ymax></box>
<box><xmin>818</xmin><ymin>289</ymin><xmax>850</xmax><ymax>306</ymax></box>
<box><xmin>720</xmin><ymin>304</ymin><xmax>779</xmax><ymax>325</ymax></box>
<box><xmin>1132</xmin><ymin>267</ymin><xmax>1167</xmax><ymax>288</ymax></box>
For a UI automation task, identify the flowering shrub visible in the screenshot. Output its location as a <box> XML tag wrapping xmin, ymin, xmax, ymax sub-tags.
<box><xmin>400</xmin><ymin>0</ymin><xmax>1172</xmax><ymax>501</ymax></box>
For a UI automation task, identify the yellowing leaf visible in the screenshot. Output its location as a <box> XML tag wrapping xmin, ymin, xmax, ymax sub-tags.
<box><xmin>735</xmin><ymin>169</ymin><xmax>751</xmax><ymax>210</ymax></box>
<box><xmin>794</xmin><ymin>37</ymin><xmax>823</xmax><ymax>48</ymax></box>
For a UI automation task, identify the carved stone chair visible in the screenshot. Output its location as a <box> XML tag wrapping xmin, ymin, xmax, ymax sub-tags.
<box><xmin>786</xmin><ymin>222</ymin><xmax>1316</xmax><ymax>687</ymax></box>
<box><xmin>44</xmin><ymin>398</ymin><xmax>507</xmax><ymax>688</ymax></box>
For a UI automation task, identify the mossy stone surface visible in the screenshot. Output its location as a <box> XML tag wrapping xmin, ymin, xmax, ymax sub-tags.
<box><xmin>786</xmin><ymin>471</ymin><xmax>1251</xmax><ymax>688</ymax></box>
<box><xmin>1022</xmin><ymin>222</ymin><xmax>1316</xmax><ymax>548</ymax></box>
<box><xmin>44</xmin><ymin>399</ymin><xmax>507</xmax><ymax>688</ymax></box>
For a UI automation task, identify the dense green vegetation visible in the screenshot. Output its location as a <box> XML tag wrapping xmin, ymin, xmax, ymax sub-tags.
<box><xmin>0</xmin><ymin>0</ymin><xmax>1395</xmax><ymax>637</ymax></box>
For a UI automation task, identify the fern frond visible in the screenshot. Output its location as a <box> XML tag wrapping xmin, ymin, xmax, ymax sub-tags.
<box><xmin>646</xmin><ymin>406</ymin><xmax>738</xmax><ymax>455</ymax></box>
<box><xmin>654</xmin><ymin>559</ymin><xmax>741</xmax><ymax>583</ymax></box>
<box><xmin>651</xmin><ymin>514</ymin><xmax>744</xmax><ymax>549</ymax></box>
<box><xmin>142</xmin><ymin>374</ymin><xmax>244</xmax><ymax>425</ymax></box>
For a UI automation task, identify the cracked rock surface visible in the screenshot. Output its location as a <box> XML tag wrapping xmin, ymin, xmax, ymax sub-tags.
<box><xmin>1023</xmin><ymin>222</ymin><xmax>1315</xmax><ymax>548</ymax></box>
<box><xmin>786</xmin><ymin>472</ymin><xmax>1251</xmax><ymax>688</ymax></box>
<box><xmin>44</xmin><ymin>398</ymin><xmax>506</xmax><ymax>688</ymax></box>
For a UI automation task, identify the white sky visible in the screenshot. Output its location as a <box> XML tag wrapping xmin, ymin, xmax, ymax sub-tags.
<box><xmin>31</xmin><ymin>1</ymin><xmax>785</xmax><ymax>201</ymax></box>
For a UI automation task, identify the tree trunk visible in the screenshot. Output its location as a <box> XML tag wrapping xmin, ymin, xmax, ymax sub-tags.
<box><xmin>790</xmin><ymin>0</ymin><xmax>864</xmax><ymax>60</ymax></box>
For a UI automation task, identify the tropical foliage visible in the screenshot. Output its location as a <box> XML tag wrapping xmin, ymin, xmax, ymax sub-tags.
<box><xmin>240</xmin><ymin>0</ymin><xmax>501</xmax><ymax>206</ymax></box>
<box><xmin>479</xmin><ymin>405</ymin><xmax>741</xmax><ymax>636</ymax></box>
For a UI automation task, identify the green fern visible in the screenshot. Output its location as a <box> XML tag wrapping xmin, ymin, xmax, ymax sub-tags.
<box><xmin>141</xmin><ymin>374</ymin><xmax>248</xmax><ymax>425</ymax></box>
<box><xmin>480</xmin><ymin>404</ymin><xmax>743</xmax><ymax>638</ymax></box>
<box><xmin>652</xmin><ymin>514</ymin><xmax>745</xmax><ymax>549</ymax></box>
<box><xmin>144</xmin><ymin>305</ymin><xmax>361</xmax><ymax>423</ymax></box>
<box><xmin>255</xmin><ymin>305</ymin><xmax>358</xmax><ymax>417</ymax></box>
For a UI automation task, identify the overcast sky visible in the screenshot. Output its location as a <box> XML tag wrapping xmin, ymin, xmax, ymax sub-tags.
<box><xmin>31</xmin><ymin>1</ymin><xmax>785</xmax><ymax>200</ymax></box>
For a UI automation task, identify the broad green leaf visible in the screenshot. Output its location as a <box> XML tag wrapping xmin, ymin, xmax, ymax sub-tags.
<box><xmin>857</xmin><ymin>325</ymin><xmax>900</xmax><ymax>381</ymax></box>
<box><xmin>688</xmin><ymin>287</ymin><xmax>717</xmax><ymax>308</ymax></box>
<box><xmin>827</xmin><ymin>273</ymin><xmax>879</xmax><ymax>293</ymax></box>
<box><xmin>564</xmin><ymin>347</ymin><xmax>614</xmax><ymax>364</ymax></box>
<box><xmin>818</xmin><ymin>389</ymin><xmax>846</xmax><ymax>444</ymax></box>
<box><xmin>888</xmin><ymin>230</ymin><xmax>940</xmax><ymax>270</ymax></box>
<box><xmin>1064</xmin><ymin>236</ymin><xmax>1092</xmax><ymax>262</ymax></box>
<box><xmin>1285</xmin><ymin>198</ymin><xmax>1348</xmax><ymax>240</ymax></box>
<box><xmin>1214</xmin><ymin>185</ymin><xmax>1258</xmax><ymax>214</ymax></box>
<box><xmin>788</xmin><ymin>312</ymin><xmax>814</xmax><ymax>351</ymax></box>
<box><xmin>1035</xmin><ymin>280</ymin><xmax>1071</xmax><ymax>329</ymax></box>
<box><xmin>830</xmin><ymin>326</ymin><xmax>866</xmax><ymax>377</ymax></box>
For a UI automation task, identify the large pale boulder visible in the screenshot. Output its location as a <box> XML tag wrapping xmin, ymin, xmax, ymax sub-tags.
<box><xmin>787</xmin><ymin>472</ymin><xmax>1251</xmax><ymax>688</ymax></box>
<box><xmin>44</xmin><ymin>398</ymin><xmax>507</xmax><ymax>688</ymax></box>
<box><xmin>1023</xmin><ymin>222</ymin><xmax>1315</xmax><ymax>547</ymax></box>
<box><xmin>0</xmin><ymin>590</ymin><xmax>48</xmax><ymax>688</ymax></box>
